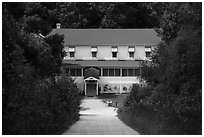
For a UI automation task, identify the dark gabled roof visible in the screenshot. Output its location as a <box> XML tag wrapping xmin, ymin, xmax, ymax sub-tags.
<box><xmin>51</xmin><ymin>29</ymin><xmax>161</xmax><ymax>46</ymax></box>
<box><xmin>62</xmin><ymin>60</ymin><xmax>141</xmax><ymax>68</ymax></box>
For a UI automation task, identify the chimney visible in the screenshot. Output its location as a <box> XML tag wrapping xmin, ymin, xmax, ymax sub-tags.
<box><xmin>56</xmin><ymin>23</ymin><xmax>61</xmax><ymax>29</ymax></box>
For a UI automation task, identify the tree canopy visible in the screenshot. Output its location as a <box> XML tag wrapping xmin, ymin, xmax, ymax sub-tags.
<box><xmin>140</xmin><ymin>2</ymin><xmax>201</xmax><ymax>134</ymax></box>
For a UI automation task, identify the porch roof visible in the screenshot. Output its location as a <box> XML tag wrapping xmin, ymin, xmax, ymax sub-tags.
<box><xmin>62</xmin><ymin>60</ymin><xmax>141</xmax><ymax>68</ymax></box>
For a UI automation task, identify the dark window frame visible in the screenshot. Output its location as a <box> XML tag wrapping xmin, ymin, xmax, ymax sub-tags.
<box><xmin>122</xmin><ymin>69</ymin><xmax>128</xmax><ymax>76</ymax></box>
<box><xmin>76</xmin><ymin>69</ymin><xmax>82</xmax><ymax>76</ymax></box>
<box><xmin>70</xmin><ymin>52</ymin><xmax>75</xmax><ymax>58</ymax></box>
<box><xmin>134</xmin><ymin>68</ymin><xmax>140</xmax><ymax>76</ymax></box>
<box><xmin>115</xmin><ymin>69</ymin><xmax>120</xmax><ymax>76</ymax></box>
<box><xmin>109</xmin><ymin>69</ymin><xmax>114</xmax><ymax>76</ymax></box>
<box><xmin>103</xmin><ymin>69</ymin><xmax>109</xmax><ymax>76</ymax></box>
<box><xmin>145</xmin><ymin>52</ymin><xmax>151</xmax><ymax>57</ymax></box>
<box><xmin>92</xmin><ymin>52</ymin><xmax>97</xmax><ymax>58</ymax></box>
<box><xmin>112</xmin><ymin>52</ymin><xmax>117</xmax><ymax>58</ymax></box>
<box><xmin>129</xmin><ymin>52</ymin><xmax>134</xmax><ymax>58</ymax></box>
<box><xmin>127</xmin><ymin>69</ymin><xmax>134</xmax><ymax>76</ymax></box>
<box><xmin>70</xmin><ymin>69</ymin><xmax>76</xmax><ymax>76</ymax></box>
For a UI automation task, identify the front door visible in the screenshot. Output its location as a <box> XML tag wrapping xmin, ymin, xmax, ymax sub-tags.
<box><xmin>86</xmin><ymin>81</ymin><xmax>97</xmax><ymax>96</ymax></box>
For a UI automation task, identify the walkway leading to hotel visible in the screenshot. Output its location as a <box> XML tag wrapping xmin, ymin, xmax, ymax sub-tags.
<box><xmin>62</xmin><ymin>97</ymin><xmax>139</xmax><ymax>135</ymax></box>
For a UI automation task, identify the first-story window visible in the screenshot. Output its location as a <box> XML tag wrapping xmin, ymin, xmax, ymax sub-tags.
<box><xmin>76</xmin><ymin>69</ymin><xmax>82</xmax><ymax>76</ymax></box>
<box><xmin>101</xmin><ymin>68</ymin><xmax>140</xmax><ymax>77</ymax></box>
<box><xmin>122</xmin><ymin>69</ymin><xmax>128</xmax><ymax>76</ymax></box>
<box><xmin>66</xmin><ymin>69</ymin><xmax>70</xmax><ymax>75</ymax></box>
<box><xmin>128</xmin><ymin>69</ymin><xmax>134</xmax><ymax>76</ymax></box>
<box><xmin>103</xmin><ymin>69</ymin><xmax>108</xmax><ymax>76</ymax></box>
<box><xmin>109</xmin><ymin>69</ymin><xmax>114</xmax><ymax>76</ymax></box>
<box><xmin>134</xmin><ymin>69</ymin><xmax>140</xmax><ymax>76</ymax></box>
<box><xmin>66</xmin><ymin>68</ymin><xmax>82</xmax><ymax>76</ymax></box>
<box><xmin>70</xmin><ymin>69</ymin><xmax>76</xmax><ymax>76</ymax></box>
<box><xmin>70</xmin><ymin>52</ymin><xmax>75</xmax><ymax>58</ymax></box>
<box><xmin>115</xmin><ymin>69</ymin><xmax>120</xmax><ymax>76</ymax></box>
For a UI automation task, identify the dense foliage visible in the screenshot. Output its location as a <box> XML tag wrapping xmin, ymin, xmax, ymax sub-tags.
<box><xmin>125</xmin><ymin>3</ymin><xmax>202</xmax><ymax>134</ymax></box>
<box><xmin>3</xmin><ymin>3</ymin><xmax>81</xmax><ymax>135</ymax></box>
<box><xmin>4</xmin><ymin>2</ymin><xmax>159</xmax><ymax>30</ymax></box>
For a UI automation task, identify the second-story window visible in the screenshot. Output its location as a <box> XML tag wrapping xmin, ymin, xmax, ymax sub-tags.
<box><xmin>145</xmin><ymin>52</ymin><xmax>151</xmax><ymax>57</ymax></box>
<box><xmin>129</xmin><ymin>46</ymin><xmax>135</xmax><ymax>58</ymax></box>
<box><xmin>145</xmin><ymin>46</ymin><xmax>151</xmax><ymax>58</ymax></box>
<box><xmin>70</xmin><ymin>52</ymin><xmax>75</xmax><ymax>58</ymax></box>
<box><xmin>69</xmin><ymin>46</ymin><xmax>75</xmax><ymax>58</ymax></box>
<box><xmin>92</xmin><ymin>52</ymin><xmax>97</xmax><ymax>58</ymax></box>
<box><xmin>112</xmin><ymin>46</ymin><xmax>118</xmax><ymax>58</ymax></box>
<box><xmin>112</xmin><ymin>52</ymin><xmax>117</xmax><ymax>58</ymax></box>
<box><xmin>91</xmin><ymin>46</ymin><xmax>97</xmax><ymax>58</ymax></box>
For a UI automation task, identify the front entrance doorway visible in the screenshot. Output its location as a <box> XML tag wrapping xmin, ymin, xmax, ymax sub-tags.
<box><xmin>86</xmin><ymin>81</ymin><xmax>97</xmax><ymax>96</ymax></box>
<box><xmin>83</xmin><ymin>67</ymin><xmax>100</xmax><ymax>96</ymax></box>
<box><xmin>84</xmin><ymin>77</ymin><xmax>99</xmax><ymax>96</ymax></box>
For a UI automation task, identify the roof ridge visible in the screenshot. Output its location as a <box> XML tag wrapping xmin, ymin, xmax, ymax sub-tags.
<box><xmin>53</xmin><ymin>28</ymin><xmax>156</xmax><ymax>30</ymax></box>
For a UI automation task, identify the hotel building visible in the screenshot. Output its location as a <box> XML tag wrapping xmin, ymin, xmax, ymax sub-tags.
<box><xmin>51</xmin><ymin>24</ymin><xmax>161</xmax><ymax>96</ymax></box>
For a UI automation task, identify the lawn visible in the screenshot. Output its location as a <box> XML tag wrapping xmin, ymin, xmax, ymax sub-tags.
<box><xmin>117</xmin><ymin>107</ymin><xmax>161</xmax><ymax>135</ymax></box>
<box><xmin>98</xmin><ymin>93</ymin><xmax>161</xmax><ymax>135</ymax></box>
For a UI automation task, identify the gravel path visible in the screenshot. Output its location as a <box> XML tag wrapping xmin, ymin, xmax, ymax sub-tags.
<box><xmin>62</xmin><ymin>97</ymin><xmax>139</xmax><ymax>135</ymax></box>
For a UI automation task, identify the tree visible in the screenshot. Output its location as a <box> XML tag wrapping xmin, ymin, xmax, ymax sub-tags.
<box><xmin>2</xmin><ymin>3</ymin><xmax>81</xmax><ymax>134</ymax></box>
<box><xmin>54</xmin><ymin>2</ymin><xmax>159</xmax><ymax>28</ymax></box>
<box><xmin>149</xmin><ymin>2</ymin><xmax>202</xmax><ymax>43</ymax></box>
<box><xmin>45</xmin><ymin>34</ymin><xmax>66</xmax><ymax>75</ymax></box>
<box><xmin>140</xmin><ymin>2</ymin><xmax>202</xmax><ymax>134</ymax></box>
<box><xmin>105</xmin><ymin>2</ymin><xmax>159</xmax><ymax>28</ymax></box>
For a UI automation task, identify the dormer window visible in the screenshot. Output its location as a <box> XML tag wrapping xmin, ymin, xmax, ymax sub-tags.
<box><xmin>145</xmin><ymin>46</ymin><xmax>151</xmax><ymax>52</ymax></box>
<box><xmin>91</xmin><ymin>46</ymin><xmax>97</xmax><ymax>58</ymax></box>
<box><xmin>70</xmin><ymin>52</ymin><xmax>75</xmax><ymax>58</ymax></box>
<box><xmin>128</xmin><ymin>46</ymin><xmax>135</xmax><ymax>58</ymax></box>
<box><xmin>69</xmin><ymin>46</ymin><xmax>75</xmax><ymax>58</ymax></box>
<box><xmin>112</xmin><ymin>46</ymin><xmax>118</xmax><ymax>58</ymax></box>
<box><xmin>145</xmin><ymin>46</ymin><xmax>151</xmax><ymax>58</ymax></box>
<box><xmin>91</xmin><ymin>46</ymin><xmax>97</xmax><ymax>52</ymax></box>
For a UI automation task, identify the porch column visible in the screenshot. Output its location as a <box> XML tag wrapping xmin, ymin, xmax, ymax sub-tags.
<box><xmin>96</xmin><ymin>81</ymin><xmax>99</xmax><ymax>95</ymax></box>
<box><xmin>101</xmin><ymin>68</ymin><xmax>103</xmax><ymax>76</ymax></box>
<box><xmin>120</xmin><ymin>83</ymin><xmax>122</xmax><ymax>94</ymax></box>
<box><xmin>139</xmin><ymin>67</ymin><xmax>142</xmax><ymax>78</ymax></box>
<box><xmin>84</xmin><ymin>81</ymin><xmax>87</xmax><ymax>96</ymax></box>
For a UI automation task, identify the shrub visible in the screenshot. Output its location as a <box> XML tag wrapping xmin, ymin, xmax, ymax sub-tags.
<box><xmin>3</xmin><ymin>74</ymin><xmax>81</xmax><ymax>135</ymax></box>
<box><xmin>125</xmin><ymin>84</ymin><xmax>153</xmax><ymax>114</ymax></box>
<box><xmin>3</xmin><ymin>8</ymin><xmax>81</xmax><ymax>134</ymax></box>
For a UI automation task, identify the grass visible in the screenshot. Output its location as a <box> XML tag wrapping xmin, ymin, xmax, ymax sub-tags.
<box><xmin>97</xmin><ymin>94</ymin><xmax>201</xmax><ymax>135</ymax></box>
<box><xmin>98</xmin><ymin>93</ymin><xmax>163</xmax><ymax>134</ymax></box>
<box><xmin>117</xmin><ymin>107</ymin><xmax>161</xmax><ymax>135</ymax></box>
